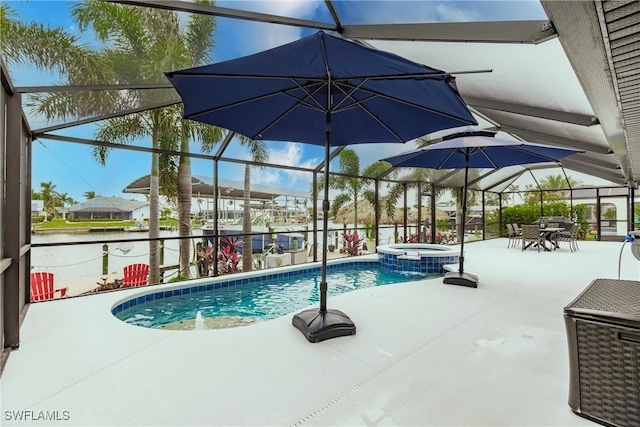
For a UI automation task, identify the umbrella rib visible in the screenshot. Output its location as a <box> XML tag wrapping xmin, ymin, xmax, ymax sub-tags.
<box><xmin>477</xmin><ymin>147</ymin><xmax>499</xmax><ymax>169</ymax></box>
<box><xmin>292</xmin><ymin>78</ymin><xmax>327</xmax><ymax>110</ymax></box>
<box><xmin>170</xmin><ymin>70</ymin><xmax>467</xmax><ymax>81</ymax></box>
<box><xmin>187</xmin><ymin>90</ymin><xmax>290</xmax><ymax>123</ymax></box>
<box><xmin>438</xmin><ymin>150</ymin><xmax>458</xmax><ymax>169</ymax></box>
<box><xmin>187</xmin><ymin>80</ymin><xmax>327</xmax><ymax>124</ymax></box>
<box><xmin>171</xmin><ymin>73</ymin><xmax>326</xmax><ymax>82</ymax></box>
<box><xmin>256</xmin><ymin>82</ymin><xmax>332</xmax><ymax>137</ymax></box>
<box><xmin>346</xmin><ymin>84</ymin><xmax>476</xmax><ymax>124</ymax></box>
<box><xmin>332</xmin><ymin>71</ymin><xmax>451</xmax><ymax>81</ymax></box>
<box><xmin>331</xmin><ymin>81</ymin><xmax>377</xmax><ymax>113</ymax></box>
<box><xmin>184</xmin><ymin>78</ymin><xmax>474</xmax><ymax>127</ymax></box>
<box><xmin>328</xmin><ymin>80</ymin><xmax>405</xmax><ymax>142</ymax></box>
<box><xmin>509</xmin><ymin>145</ymin><xmax>567</xmax><ymax>163</ymax></box>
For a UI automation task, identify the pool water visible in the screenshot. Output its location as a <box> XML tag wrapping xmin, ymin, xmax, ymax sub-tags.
<box><xmin>115</xmin><ymin>263</ymin><xmax>438</xmax><ymax>329</ymax></box>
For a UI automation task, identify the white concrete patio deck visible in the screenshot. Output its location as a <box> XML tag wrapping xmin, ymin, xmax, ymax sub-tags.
<box><xmin>2</xmin><ymin>238</ymin><xmax>638</xmax><ymax>426</ymax></box>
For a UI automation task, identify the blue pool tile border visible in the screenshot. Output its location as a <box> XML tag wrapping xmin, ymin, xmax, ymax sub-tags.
<box><xmin>112</xmin><ymin>261</ymin><xmax>383</xmax><ymax>316</ymax></box>
<box><xmin>377</xmin><ymin>252</ymin><xmax>459</xmax><ymax>274</ymax></box>
<box><xmin>111</xmin><ymin>254</ymin><xmax>455</xmax><ymax>317</ymax></box>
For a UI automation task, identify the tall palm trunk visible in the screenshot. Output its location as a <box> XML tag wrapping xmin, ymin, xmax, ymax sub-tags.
<box><xmin>353</xmin><ymin>189</ymin><xmax>358</xmax><ymax>233</ymax></box>
<box><xmin>456</xmin><ymin>198</ymin><xmax>463</xmax><ymax>243</ymax></box>
<box><xmin>148</xmin><ymin>119</ymin><xmax>160</xmax><ymax>285</ymax></box>
<box><xmin>177</xmin><ymin>133</ymin><xmax>192</xmax><ymax>278</ymax></box>
<box><xmin>242</xmin><ymin>164</ymin><xmax>252</xmax><ymax>271</ymax></box>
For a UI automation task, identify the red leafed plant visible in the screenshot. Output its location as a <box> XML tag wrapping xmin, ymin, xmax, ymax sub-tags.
<box><xmin>218</xmin><ymin>237</ymin><xmax>240</xmax><ymax>274</ymax></box>
<box><xmin>397</xmin><ymin>231</ymin><xmax>419</xmax><ymax>243</ymax></box>
<box><xmin>342</xmin><ymin>232</ymin><xmax>363</xmax><ymax>256</ymax></box>
<box><xmin>198</xmin><ymin>243</ymin><xmax>216</xmax><ymax>276</ymax></box>
<box><xmin>198</xmin><ymin>237</ymin><xmax>241</xmax><ymax>276</ymax></box>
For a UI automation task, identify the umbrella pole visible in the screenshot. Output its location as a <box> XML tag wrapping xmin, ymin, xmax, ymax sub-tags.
<box><xmin>443</xmin><ymin>151</ymin><xmax>478</xmax><ymax>288</ymax></box>
<box><xmin>459</xmin><ymin>160</ymin><xmax>468</xmax><ymax>273</ymax></box>
<box><xmin>291</xmin><ymin>99</ymin><xmax>356</xmax><ymax>342</ymax></box>
<box><xmin>319</xmin><ymin>140</ymin><xmax>330</xmax><ymax>312</ymax></box>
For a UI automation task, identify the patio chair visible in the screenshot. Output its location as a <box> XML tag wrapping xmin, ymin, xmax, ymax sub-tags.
<box><xmin>521</xmin><ymin>225</ymin><xmax>543</xmax><ymax>252</ymax></box>
<box><xmin>30</xmin><ymin>272</ymin><xmax>67</xmax><ymax>301</ymax></box>
<box><xmin>506</xmin><ymin>223</ymin><xmax>517</xmax><ymax>248</ymax></box>
<box><xmin>511</xmin><ymin>223</ymin><xmax>522</xmax><ymax>247</ymax></box>
<box><xmin>122</xmin><ymin>263</ymin><xmax>150</xmax><ymax>287</ymax></box>
<box><xmin>556</xmin><ymin>223</ymin><xmax>579</xmax><ymax>252</ymax></box>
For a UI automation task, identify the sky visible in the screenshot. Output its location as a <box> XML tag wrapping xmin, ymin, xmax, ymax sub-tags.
<box><xmin>6</xmin><ymin>0</ymin><xmax>615</xmax><ymax>206</ymax></box>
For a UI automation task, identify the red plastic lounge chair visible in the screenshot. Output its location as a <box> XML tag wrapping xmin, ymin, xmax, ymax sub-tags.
<box><xmin>122</xmin><ymin>263</ymin><xmax>149</xmax><ymax>287</ymax></box>
<box><xmin>30</xmin><ymin>272</ymin><xmax>67</xmax><ymax>301</ymax></box>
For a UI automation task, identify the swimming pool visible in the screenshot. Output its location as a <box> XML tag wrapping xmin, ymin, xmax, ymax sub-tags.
<box><xmin>112</xmin><ymin>260</ymin><xmax>439</xmax><ymax>329</ymax></box>
<box><xmin>377</xmin><ymin>243</ymin><xmax>459</xmax><ymax>273</ymax></box>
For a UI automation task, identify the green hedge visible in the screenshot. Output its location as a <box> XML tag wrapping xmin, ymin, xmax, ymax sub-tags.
<box><xmin>489</xmin><ymin>201</ymin><xmax>590</xmax><ymax>238</ymax></box>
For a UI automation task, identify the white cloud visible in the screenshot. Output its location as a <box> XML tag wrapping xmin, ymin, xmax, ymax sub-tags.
<box><xmin>433</xmin><ymin>3</ymin><xmax>482</xmax><ymax>22</ymax></box>
<box><xmin>252</xmin><ymin>142</ymin><xmax>319</xmax><ymax>187</ymax></box>
<box><xmin>334</xmin><ymin>1</ymin><xmax>482</xmax><ymax>25</ymax></box>
<box><xmin>219</xmin><ymin>0</ymin><xmax>324</xmax><ymax>54</ymax></box>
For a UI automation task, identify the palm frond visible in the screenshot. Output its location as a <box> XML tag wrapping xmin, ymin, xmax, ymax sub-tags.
<box><xmin>330</xmin><ymin>193</ymin><xmax>352</xmax><ymax>218</ymax></box>
<box><xmin>187</xmin><ymin>0</ymin><xmax>216</xmax><ymax>65</ymax></box>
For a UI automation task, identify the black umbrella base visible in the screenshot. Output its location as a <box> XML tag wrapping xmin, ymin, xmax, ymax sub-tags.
<box><xmin>292</xmin><ymin>308</ymin><xmax>356</xmax><ymax>343</ymax></box>
<box><xmin>443</xmin><ymin>271</ymin><xmax>479</xmax><ymax>288</ymax></box>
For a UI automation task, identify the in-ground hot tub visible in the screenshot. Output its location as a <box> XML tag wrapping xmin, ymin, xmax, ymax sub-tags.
<box><xmin>377</xmin><ymin>243</ymin><xmax>459</xmax><ymax>274</ymax></box>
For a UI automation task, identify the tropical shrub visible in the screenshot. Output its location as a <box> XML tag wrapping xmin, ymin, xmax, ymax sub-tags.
<box><xmin>342</xmin><ymin>232</ymin><xmax>363</xmax><ymax>256</ymax></box>
<box><xmin>542</xmin><ymin>201</ymin><xmax>571</xmax><ymax>217</ymax></box>
<box><xmin>492</xmin><ymin>200</ymin><xmax>591</xmax><ymax>239</ymax></box>
<box><xmin>218</xmin><ymin>237</ymin><xmax>240</xmax><ymax>274</ymax></box>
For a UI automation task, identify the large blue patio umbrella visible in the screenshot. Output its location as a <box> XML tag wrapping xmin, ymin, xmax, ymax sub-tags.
<box><xmin>382</xmin><ymin>129</ymin><xmax>584</xmax><ymax>288</ymax></box>
<box><xmin>166</xmin><ymin>30</ymin><xmax>477</xmax><ymax>342</ymax></box>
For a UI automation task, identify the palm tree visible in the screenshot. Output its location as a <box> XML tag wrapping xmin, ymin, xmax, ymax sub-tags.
<box><xmin>77</xmin><ymin>1</ymin><xmax>221</xmax><ymax>284</ymax></box>
<box><xmin>386</xmin><ymin>168</ymin><xmax>448</xmax><ymax>240</ymax></box>
<box><xmin>27</xmin><ymin>0</ymin><xmax>219</xmax><ymax>284</ymax></box>
<box><xmin>241</xmin><ymin>140</ymin><xmax>269</xmax><ymax>272</ymax></box>
<box><xmin>505</xmin><ymin>184</ymin><xmax>520</xmax><ymax>205</ymax></box>
<box><xmin>319</xmin><ymin>148</ymin><xmax>391</xmax><ymax>230</ymax></box>
<box><xmin>39</xmin><ymin>181</ymin><xmax>58</xmax><ymax>219</ymax></box>
<box><xmin>1</xmin><ymin>4</ymin><xmax>116</xmax><ymax>104</ymax></box>
<box><xmin>158</xmin><ymin>108</ymin><xmax>222</xmax><ymax>278</ymax></box>
<box><xmin>83</xmin><ymin>191</ymin><xmax>97</xmax><ymax>200</ymax></box>
<box><xmin>540</xmin><ymin>174</ymin><xmax>581</xmax><ymax>190</ymax></box>
<box><xmin>520</xmin><ymin>174</ymin><xmax>581</xmax><ymax>205</ymax></box>
<box><xmin>57</xmin><ymin>192</ymin><xmax>74</xmax><ymax>217</ymax></box>
<box><xmin>411</xmin><ymin>137</ymin><xmax>481</xmax><ymax>241</ymax></box>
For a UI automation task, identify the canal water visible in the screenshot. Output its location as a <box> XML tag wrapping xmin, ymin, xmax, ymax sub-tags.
<box><xmin>31</xmin><ymin>224</ymin><xmax>403</xmax><ymax>288</ymax></box>
<box><xmin>31</xmin><ymin>230</ymin><xmax>184</xmax><ymax>286</ymax></box>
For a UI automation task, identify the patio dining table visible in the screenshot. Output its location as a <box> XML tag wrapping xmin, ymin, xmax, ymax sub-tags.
<box><xmin>538</xmin><ymin>227</ymin><xmax>564</xmax><ymax>251</ymax></box>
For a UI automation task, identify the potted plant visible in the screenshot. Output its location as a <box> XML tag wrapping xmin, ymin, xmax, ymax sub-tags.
<box><xmin>328</xmin><ymin>232</ymin><xmax>336</xmax><ymax>252</ymax></box>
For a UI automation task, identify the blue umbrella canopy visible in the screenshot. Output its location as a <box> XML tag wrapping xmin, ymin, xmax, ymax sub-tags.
<box><xmin>166</xmin><ymin>31</ymin><xmax>477</xmax><ymax>342</ymax></box>
<box><xmin>166</xmin><ymin>31</ymin><xmax>476</xmax><ymax>146</ymax></box>
<box><xmin>381</xmin><ymin>129</ymin><xmax>584</xmax><ymax>288</ymax></box>
<box><xmin>382</xmin><ymin>129</ymin><xmax>583</xmax><ymax>169</ymax></box>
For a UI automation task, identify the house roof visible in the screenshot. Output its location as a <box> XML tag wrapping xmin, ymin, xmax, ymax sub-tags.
<box><xmin>69</xmin><ymin>196</ymin><xmax>148</xmax><ymax>213</ymax></box>
<box><xmin>123</xmin><ymin>175</ymin><xmax>309</xmax><ymax>201</ymax></box>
